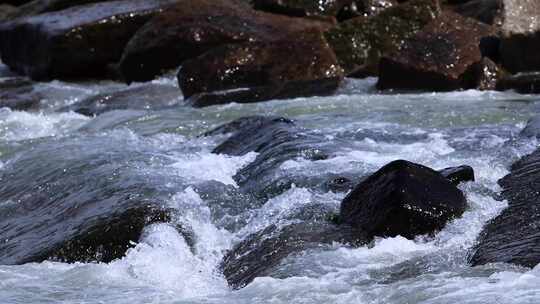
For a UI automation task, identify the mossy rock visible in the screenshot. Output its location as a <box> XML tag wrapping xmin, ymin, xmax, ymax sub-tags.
<box><xmin>325</xmin><ymin>0</ymin><xmax>441</xmax><ymax>76</ymax></box>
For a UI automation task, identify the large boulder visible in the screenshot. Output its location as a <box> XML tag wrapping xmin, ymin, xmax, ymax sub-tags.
<box><xmin>340</xmin><ymin>160</ymin><xmax>468</xmax><ymax>239</ymax></box>
<box><xmin>377</xmin><ymin>12</ymin><xmax>497</xmax><ymax>91</ymax></box>
<box><xmin>119</xmin><ymin>0</ymin><xmax>334</xmax><ymax>83</ymax></box>
<box><xmin>178</xmin><ymin>29</ymin><xmax>344</xmax><ymax>107</ymax></box>
<box><xmin>252</xmin><ymin>0</ymin><xmax>350</xmax><ymax>17</ymax></box>
<box><xmin>470</xmin><ymin>148</ymin><xmax>540</xmax><ymax>268</ymax></box>
<box><xmin>499</xmin><ymin>0</ymin><xmax>540</xmax><ymax>73</ymax></box>
<box><xmin>0</xmin><ymin>0</ymin><xmax>177</xmax><ymax>80</ymax></box>
<box><xmin>324</xmin><ymin>0</ymin><xmax>441</xmax><ymax>76</ymax></box>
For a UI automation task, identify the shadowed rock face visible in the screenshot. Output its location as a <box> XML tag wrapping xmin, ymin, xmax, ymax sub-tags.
<box><xmin>178</xmin><ymin>29</ymin><xmax>344</xmax><ymax>107</ymax></box>
<box><xmin>337</xmin><ymin>0</ymin><xmax>397</xmax><ymax>20</ymax></box>
<box><xmin>252</xmin><ymin>0</ymin><xmax>351</xmax><ymax>17</ymax></box>
<box><xmin>340</xmin><ymin>160</ymin><xmax>468</xmax><ymax>239</ymax></box>
<box><xmin>0</xmin><ymin>0</ymin><xmax>177</xmax><ymax>80</ymax></box>
<box><xmin>497</xmin><ymin>72</ymin><xmax>540</xmax><ymax>94</ymax></box>
<box><xmin>453</xmin><ymin>0</ymin><xmax>504</xmax><ymax>26</ymax></box>
<box><xmin>0</xmin><ymin>77</ymin><xmax>42</xmax><ymax>111</ymax></box>
<box><xmin>119</xmin><ymin>0</ymin><xmax>334</xmax><ymax>83</ymax></box>
<box><xmin>499</xmin><ymin>0</ymin><xmax>540</xmax><ymax>73</ymax></box>
<box><xmin>325</xmin><ymin>0</ymin><xmax>440</xmax><ymax>76</ymax></box>
<box><xmin>377</xmin><ymin>12</ymin><xmax>496</xmax><ymax>91</ymax></box>
<box><xmin>470</xmin><ymin>148</ymin><xmax>540</xmax><ymax>268</ymax></box>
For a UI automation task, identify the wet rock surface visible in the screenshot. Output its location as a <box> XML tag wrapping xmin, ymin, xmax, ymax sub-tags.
<box><xmin>497</xmin><ymin>72</ymin><xmax>540</xmax><ymax>94</ymax></box>
<box><xmin>0</xmin><ymin>0</ymin><xmax>176</xmax><ymax>80</ymax></box>
<box><xmin>325</xmin><ymin>0</ymin><xmax>440</xmax><ymax>76</ymax></box>
<box><xmin>340</xmin><ymin>160</ymin><xmax>468</xmax><ymax>239</ymax></box>
<box><xmin>6</xmin><ymin>0</ymin><xmax>115</xmax><ymax>19</ymax></box>
<box><xmin>252</xmin><ymin>0</ymin><xmax>350</xmax><ymax>17</ymax></box>
<box><xmin>337</xmin><ymin>0</ymin><xmax>397</xmax><ymax>20</ymax></box>
<box><xmin>470</xmin><ymin>148</ymin><xmax>540</xmax><ymax>268</ymax></box>
<box><xmin>119</xmin><ymin>0</ymin><xmax>334</xmax><ymax>83</ymax></box>
<box><xmin>0</xmin><ymin>137</ymin><xmax>175</xmax><ymax>264</ymax></box>
<box><xmin>377</xmin><ymin>12</ymin><xmax>496</xmax><ymax>91</ymax></box>
<box><xmin>499</xmin><ymin>0</ymin><xmax>540</xmax><ymax>74</ymax></box>
<box><xmin>0</xmin><ymin>77</ymin><xmax>42</xmax><ymax>110</ymax></box>
<box><xmin>63</xmin><ymin>82</ymin><xmax>181</xmax><ymax>116</ymax></box>
<box><xmin>178</xmin><ymin>29</ymin><xmax>344</xmax><ymax>107</ymax></box>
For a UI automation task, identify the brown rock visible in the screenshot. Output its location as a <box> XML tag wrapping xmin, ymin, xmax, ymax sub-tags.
<box><xmin>325</xmin><ymin>0</ymin><xmax>441</xmax><ymax>76</ymax></box>
<box><xmin>337</xmin><ymin>0</ymin><xmax>397</xmax><ymax>21</ymax></box>
<box><xmin>119</xmin><ymin>0</ymin><xmax>334</xmax><ymax>83</ymax></box>
<box><xmin>377</xmin><ymin>12</ymin><xmax>497</xmax><ymax>91</ymax></box>
<box><xmin>467</xmin><ymin>57</ymin><xmax>503</xmax><ymax>90</ymax></box>
<box><xmin>178</xmin><ymin>29</ymin><xmax>344</xmax><ymax>107</ymax></box>
<box><xmin>0</xmin><ymin>0</ymin><xmax>177</xmax><ymax>80</ymax></box>
<box><xmin>252</xmin><ymin>0</ymin><xmax>351</xmax><ymax>17</ymax></box>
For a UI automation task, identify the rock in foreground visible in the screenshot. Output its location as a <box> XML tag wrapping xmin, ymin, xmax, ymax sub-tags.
<box><xmin>178</xmin><ymin>30</ymin><xmax>344</xmax><ymax>107</ymax></box>
<box><xmin>470</xmin><ymin>148</ymin><xmax>540</xmax><ymax>268</ymax></box>
<box><xmin>340</xmin><ymin>160</ymin><xmax>468</xmax><ymax>239</ymax></box>
<box><xmin>0</xmin><ymin>0</ymin><xmax>176</xmax><ymax>80</ymax></box>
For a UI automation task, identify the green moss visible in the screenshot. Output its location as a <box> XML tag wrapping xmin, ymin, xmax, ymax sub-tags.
<box><xmin>325</xmin><ymin>0</ymin><xmax>441</xmax><ymax>75</ymax></box>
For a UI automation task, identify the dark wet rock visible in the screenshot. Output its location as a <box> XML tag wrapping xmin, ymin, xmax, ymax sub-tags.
<box><xmin>6</xmin><ymin>0</ymin><xmax>114</xmax><ymax>19</ymax></box>
<box><xmin>468</xmin><ymin>57</ymin><xmax>503</xmax><ymax>91</ymax></box>
<box><xmin>453</xmin><ymin>0</ymin><xmax>503</xmax><ymax>26</ymax></box>
<box><xmin>497</xmin><ymin>72</ymin><xmax>540</xmax><ymax>94</ymax></box>
<box><xmin>377</xmin><ymin>12</ymin><xmax>497</xmax><ymax>91</ymax></box>
<box><xmin>0</xmin><ymin>0</ymin><xmax>176</xmax><ymax>80</ymax></box>
<box><xmin>0</xmin><ymin>77</ymin><xmax>42</xmax><ymax>110</ymax></box>
<box><xmin>519</xmin><ymin>115</ymin><xmax>540</xmax><ymax>138</ymax></box>
<box><xmin>325</xmin><ymin>0</ymin><xmax>441</xmax><ymax>76</ymax></box>
<box><xmin>0</xmin><ymin>137</ymin><xmax>178</xmax><ymax>264</ymax></box>
<box><xmin>208</xmin><ymin>116</ymin><xmax>354</xmax><ymax>198</ymax></box>
<box><xmin>470</xmin><ymin>148</ymin><xmax>540</xmax><ymax>268</ymax></box>
<box><xmin>0</xmin><ymin>4</ymin><xmax>18</xmax><ymax>20</ymax></box>
<box><xmin>499</xmin><ymin>0</ymin><xmax>540</xmax><ymax>73</ymax></box>
<box><xmin>62</xmin><ymin>83</ymin><xmax>181</xmax><ymax>116</ymax></box>
<box><xmin>178</xmin><ymin>29</ymin><xmax>344</xmax><ymax>107</ymax></box>
<box><xmin>337</xmin><ymin>0</ymin><xmax>397</xmax><ymax>21</ymax></box>
<box><xmin>119</xmin><ymin>0</ymin><xmax>334</xmax><ymax>83</ymax></box>
<box><xmin>1</xmin><ymin>0</ymin><xmax>33</xmax><ymax>6</ymax></box>
<box><xmin>340</xmin><ymin>160</ymin><xmax>468</xmax><ymax>239</ymax></box>
<box><xmin>439</xmin><ymin>165</ymin><xmax>475</xmax><ymax>185</ymax></box>
<box><xmin>221</xmin><ymin>221</ymin><xmax>365</xmax><ymax>289</ymax></box>
<box><xmin>252</xmin><ymin>0</ymin><xmax>350</xmax><ymax>17</ymax></box>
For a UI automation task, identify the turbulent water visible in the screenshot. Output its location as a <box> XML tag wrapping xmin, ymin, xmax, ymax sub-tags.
<box><xmin>2</xmin><ymin>65</ymin><xmax>540</xmax><ymax>303</ymax></box>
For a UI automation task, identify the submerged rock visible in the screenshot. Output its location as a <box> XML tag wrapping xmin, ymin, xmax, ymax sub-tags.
<box><xmin>519</xmin><ymin>115</ymin><xmax>540</xmax><ymax>138</ymax></box>
<box><xmin>340</xmin><ymin>160</ymin><xmax>468</xmax><ymax>239</ymax></box>
<box><xmin>377</xmin><ymin>12</ymin><xmax>496</xmax><ymax>91</ymax></box>
<box><xmin>0</xmin><ymin>77</ymin><xmax>42</xmax><ymax>110</ymax></box>
<box><xmin>221</xmin><ymin>221</ymin><xmax>363</xmax><ymax>289</ymax></box>
<box><xmin>63</xmin><ymin>82</ymin><xmax>181</xmax><ymax>116</ymax></box>
<box><xmin>470</xmin><ymin>148</ymin><xmax>540</xmax><ymax>268</ymax></box>
<box><xmin>497</xmin><ymin>72</ymin><xmax>540</xmax><ymax>94</ymax></box>
<box><xmin>119</xmin><ymin>0</ymin><xmax>334</xmax><ymax>83</ymax></box>
<box><xmin>178</xmin><ymin>29</ymin><xmax>344</xmax><ymax>107</ymax></box>
<box><xmin>325</xmin><ymin>0</ymin><xmax>440</xmax><ymax>76</ymax></box>
<box><xmin>0</xmin><ymin>0</ymin><xmax>176</xmax><ymax>80</ymax></box>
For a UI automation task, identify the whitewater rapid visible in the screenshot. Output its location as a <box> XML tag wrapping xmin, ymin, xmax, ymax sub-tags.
<box><xmin>1</xmin><ymin>71</ymin><xmax>540</xmax><ymax>303</ymax></box>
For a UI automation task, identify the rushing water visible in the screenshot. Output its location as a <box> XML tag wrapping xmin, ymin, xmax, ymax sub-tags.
<box><xmin>1</xmin><ymin>67</ymin><xmax>540</xmax><ymax>303</ymax></box>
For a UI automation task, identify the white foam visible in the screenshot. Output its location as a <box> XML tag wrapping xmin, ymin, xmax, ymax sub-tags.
<box><xmin>0</xmin><ymin>108</ymin><xmax>89</xmax><ymax>141</ymax></box>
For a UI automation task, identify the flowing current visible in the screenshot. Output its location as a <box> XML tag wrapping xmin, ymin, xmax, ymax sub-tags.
<box><xmin>1</xmin><ymin>67</ymin><xmax>540</xmax><ymax>303</ymax></box>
